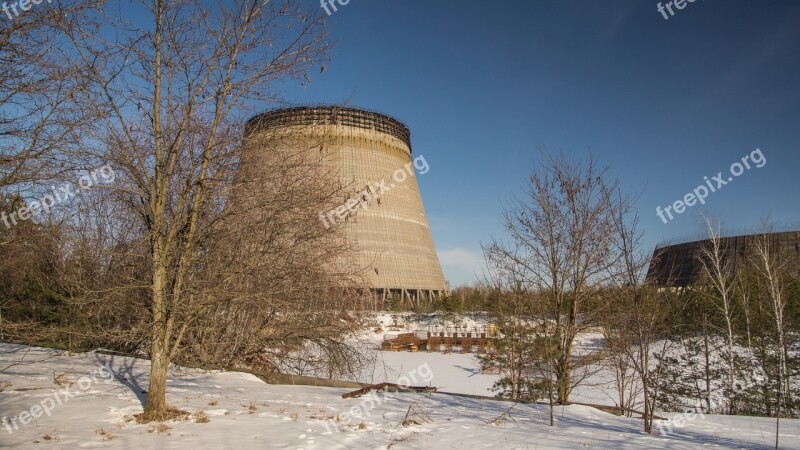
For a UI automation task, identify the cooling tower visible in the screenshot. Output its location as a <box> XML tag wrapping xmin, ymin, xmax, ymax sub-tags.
<box><xmin>245</xmin><ymin>106</ymin><xmax>447</xmax><ymax>303</ymax></box>
<box><xmin>647</xmin><ymin>230</ymin><xmax>800</xmax><ymax>287</ymax></box>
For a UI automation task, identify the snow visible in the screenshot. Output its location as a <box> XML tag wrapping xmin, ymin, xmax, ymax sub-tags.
<box><xmin>373</xmin><ymin>351</ymin><xmax>495</xmax><ymax>396</ymax></box>
<box><xmin>361</xmin><ymin>313</ymin><xmax>615</xmax><ymax>403</ymax></box>
<box><xmin>2</xmin><ymin>342</ymin><xmax>798</xmax><ymax>449</ymax></box>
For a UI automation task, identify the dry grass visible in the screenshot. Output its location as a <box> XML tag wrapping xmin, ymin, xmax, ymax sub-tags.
<box><xmin>146</xmin><ymin>422</ymin><xmax>172</xmax><ymax>434</ymax></box>
<box><xmin>194</xmin><ymin>410</ymin><xmax>210</xmax><ymax>423</ymax></box>
<box><xmin>41</xmin><ymin>428</ymin><xmax>60</xmax><ymax>441</ymax></box>
<box><xmin>94</xmin><ymin>428</ymin><xmax>116</xmax><ymax>440</ymax></box>
<box><xmin>310</xmin><ymin>413</ymin><xmax>337</xmax><ymax>421</ymax></box>
<box><xmin>401</xmin><ymin>401</ymin><xmax>432</xmax><ymax>427</ymax></box>
<box><xmin>53</xmin><ymin>370</ymin><xmax>75</xmax><ymax>388</ymax></box>
<box><xmin>135</xmin><ymin>406</ymin><xmax>189</xmax><ymax>423</ymax></box>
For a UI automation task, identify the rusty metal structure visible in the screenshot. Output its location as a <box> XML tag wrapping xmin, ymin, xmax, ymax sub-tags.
<box><xmin>245</xmin><ymin>106</ymin><xmax>448</xmax><ymax>304</ymax></box>
<box><xmin>381</xmin><ymin>325</ymin><xmax>497</xmax><ymax>354</ymax></box>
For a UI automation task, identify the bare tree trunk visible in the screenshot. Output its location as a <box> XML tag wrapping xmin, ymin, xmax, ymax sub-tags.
<box><xmin>145</xmin><ymin>332</ymin><xmax>169</xmax><ymax>414</ymax></box>
<box><xmin>776</xmin><ymin>356</ymin><xmax>781</xmax><ymax>450</ymax></box>
<box><xmin>703</xmin><ymin>312</ymin><xmax>712</xmax><ymax>412</ymax></box>
<box><xmin>642</xmin><ymin>376</ymin><xmax>651</xmax><ymax>433</ymax></box>
<box><xmin>737</xmin><ymin>277</ymin><xmax>753</xmax><ymax>353</ymax></box>
<box><xmin>698</xmin><ymin>216</ymin><xmax>738</xmax><ymax>414</ymax></box>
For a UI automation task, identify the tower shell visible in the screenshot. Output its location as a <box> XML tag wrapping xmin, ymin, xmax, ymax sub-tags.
<box><xmin>245</xmin><ymin>106</ymin><xmax>448</xmax><ymax>301</ymax></box>
<box><xmin>647</xmin><ymin>230</ymin><xmax>800</xmax><ymax>286</ymax></box>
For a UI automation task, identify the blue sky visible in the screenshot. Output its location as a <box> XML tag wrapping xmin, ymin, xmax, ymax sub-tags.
<box><xmin>280</xmin><ymin>0</ymin><xmax>800</xmax><ymax>286</ymax></box>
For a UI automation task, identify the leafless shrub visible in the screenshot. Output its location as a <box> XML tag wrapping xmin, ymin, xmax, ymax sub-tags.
<box><xmin>94</xmin><ymin>428</ymin><xmax>115</xmax><ymax>440</ymax></box>
<box><xmin>146</xmin><ymin>423</ymin><xmax>172</xmax><ymax>435</ymax></box>
<box><xmin>401</xmin><ymin>399</ymin><xmax>432</xmax><ymax>426</ymax></box>
<box><xmin>53</xmin><ymin>368</ymin><xmax>76</xmax><ymax>388</ymax></box>
<box><xmin>193</xmin><ymin>410</ymin><xmax>210</xmax><ymax>424</ymax></box>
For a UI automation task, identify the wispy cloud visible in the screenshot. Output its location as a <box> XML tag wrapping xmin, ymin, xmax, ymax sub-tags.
<box><xmin>437</xmin><ymin>247</ymin><xmax>485</xmax><ymax>287</ymax></box>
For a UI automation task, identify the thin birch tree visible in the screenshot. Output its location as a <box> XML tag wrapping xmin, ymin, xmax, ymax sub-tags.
<box><xmin>751</xmin><ymin>224</ymin><xmax>792</xmax><ymax>449</ymax></box>
<box><xmin>697</xmin><ymin>215</ymin><xmax>739</xmax><ymax>414</ymax></box>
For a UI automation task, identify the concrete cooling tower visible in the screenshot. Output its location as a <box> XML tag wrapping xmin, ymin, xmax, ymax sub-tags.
<box><xmin>647</xmin><ymin>230</ymin><xmax>800</xmax><ymax>287</ymax></box>
<box><xmin>245</xmin><ymin>106</ymin><xmax>447</xmax><ymax>304</ymax></box>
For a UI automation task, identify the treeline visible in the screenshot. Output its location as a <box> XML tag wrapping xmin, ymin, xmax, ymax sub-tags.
<box><xmin>0</xmin><ymin>194</ymin><xmax>149</xmax><ymax>353</ymax></box>
<box><xmin>656</xmin><ymin>234</ymin><xmax>800</xmax><ymax>419</ymax></box>
<box><xmin>403</xmin><ymin>152</ymin><xmax>798</xmax><ymax>437</ymax></box>
<box><xmin>424</xmin><ymin>238</ymin><xmax>800</xmax><ymax>424</ymax></box>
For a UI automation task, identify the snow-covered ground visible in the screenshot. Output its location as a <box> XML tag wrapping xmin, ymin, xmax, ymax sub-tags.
<box><xmin>2</xmin><ymin>343</ymin><xmax>797</xmax><ymax>449</ymax></box>
<box><xmin>361</xmin><ymin>313</ymin><xmax>615</xmax><ymax>405</ymax></box>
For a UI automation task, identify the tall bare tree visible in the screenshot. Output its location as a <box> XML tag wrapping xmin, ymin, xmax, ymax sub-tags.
<box><xmin>607</xmin><ymin>214</ymin><xmax>684</xmax><ymax>434</ymax></box>
<box><xmin>49</xmin><ymin>0</ymin><xmax>332</xmax><ymax>419</ymax></box>
<box><xmin>484</xmin><ymin>151</ymin><xmax>620</xmax><ymax>403</ymax></box>
<box><xmin>750</xmin><ymin>224</ymin><xmax>792</xmax><ymax>449</ymax></box>
<box><xmin>697</xmin><ymin>215</ymin><xmax>739</xmax><ymax>414</ymax></box>
<box><xmin>603</xmin><ymin>196</ymin><xmax>646</xmax><ymax>419</ymax></box>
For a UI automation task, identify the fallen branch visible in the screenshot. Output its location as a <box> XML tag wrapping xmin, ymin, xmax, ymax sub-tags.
<box><xmin>485</xmin><ymin>402</ymin><xmax>518</xmax><ymax>426</ymax></box>
<box><xmin>569</xmin><ymin>401</ymin><xmax>666</xmax><ymax>421</ymax></box>
<box><xmin>342</xmin><ymin>383</ymin><xmax>436</xmax><ymax>399</ymax></box>
<box><xmin>0</xmin><ymin>347</ymin><xmax>31</xmax><ymax>373</ymax></box>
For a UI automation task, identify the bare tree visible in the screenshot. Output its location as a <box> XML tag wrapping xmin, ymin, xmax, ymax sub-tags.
<box><xmin>476</xmin><ymin>267</ymin><xmax>559</xmax><ymax>425</ymax></box>
<box><xmin>49</xmin><ymin>0</ymin><xmax>332</xmax><ymax>419</ymax></box>
<box><xmin>607</xmin><ymin>199</ymin><xmax>686</xmax><ymax>434</ymax></box>
<box><xmin>178</xmin><ymin>128</ymin><xmax>368</xmax><ymax>377</ymax></box>
<box><xmin>601</xmin><ymin>319</ymin><xmax>642</xmax><ymax>417</ymax></box>
<box><xmin>608</xmin><ymin>271</ymin><xmax>682</xmax><ymax>433</ymax></box>
<box><xmin>603</xmin><ymin>202</ymin><xmax>645</xmax><ymax>417</ymax></box>
<box><xmin>750</xmin><ymin>224</ymin><xmax>792</xmax><ymax>449</ymax></box>
<box><xmin>0</xmin><ymin>2</ymin><xmax>93</xmax><ymax>191</ymax></box>
<box><xmin>696</xmin><ymin>215</ymin><xmax>739</xmax><ymax>414</ymax></box>
<box><xmin>484</xmin><ymin>150</ymin><xmax>619</xmax><ymax>403</ymax></box>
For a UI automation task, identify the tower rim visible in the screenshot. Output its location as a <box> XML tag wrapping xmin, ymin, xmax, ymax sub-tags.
<box><xmin>246</xmin><ymin>104</ymin><xmax>412</xmax><ymax>150</ymax></box>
